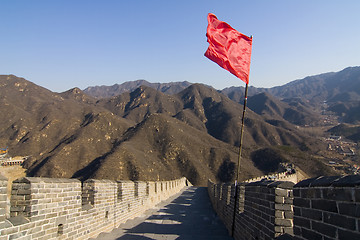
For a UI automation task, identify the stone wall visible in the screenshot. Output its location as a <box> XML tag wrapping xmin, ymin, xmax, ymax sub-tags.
<box><xmin>208</xmin><ymin>180</ymin><xmax>294</xmax><ymax>240</ymax></box>
<box><xmin>0</xmin><ymin>175</ymin><xmax>188</xmax><ymax>240</ymax></box>
<box><xmin>208</xmin><ymin>175</ymin><xmax>360</xmax><ymax>240</ymax></box>
<box><xmin>293</xmin><ymin>175</ymin><xmax>360</xmax><ymax>239</ymax></box>
<box><xmin>244</xmin><ymin>171</ymin><xmax>298</xmax><ymax>184</ymax></box>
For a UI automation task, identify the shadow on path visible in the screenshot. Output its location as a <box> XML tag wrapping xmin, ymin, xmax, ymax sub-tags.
<box><xmin>94</xmin><ymin>187</ymin><xmax>233</xmax><ymax>240</ymax></box>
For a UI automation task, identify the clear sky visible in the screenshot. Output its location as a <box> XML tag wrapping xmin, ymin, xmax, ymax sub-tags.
<box><xmin>1</xmin><ymin>0</ymin><xmax>359</xmax><ymax>93</ymax></box>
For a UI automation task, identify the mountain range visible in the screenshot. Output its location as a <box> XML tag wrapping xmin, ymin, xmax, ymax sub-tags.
<box><xmin>1</xmin><ymin>66</ymin><xmax>359</xmax><ymax>185</ymax></box>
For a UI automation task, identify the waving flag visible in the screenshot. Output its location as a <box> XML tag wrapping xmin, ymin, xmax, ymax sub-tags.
<box><xmin>205</xmin><ymin>13</ymin><xmax>252</xmax><ymax>84</ymax></box>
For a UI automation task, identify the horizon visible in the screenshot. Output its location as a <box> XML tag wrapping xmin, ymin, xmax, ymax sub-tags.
<box><xmin>5</xmin><ymin>65</ymin><xmax>358</xmax><ymax>93</ymax></box>
<box><xmin>1</xmin><ymin>1</ymin><xmax>359</xmax><ymax>92</ymax></box>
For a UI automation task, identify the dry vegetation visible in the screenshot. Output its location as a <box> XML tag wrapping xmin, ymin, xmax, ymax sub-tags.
<box><xmin>1</xmin><ymin>68</ymin><xmax>359</xmax><ymax>186</ymax></box>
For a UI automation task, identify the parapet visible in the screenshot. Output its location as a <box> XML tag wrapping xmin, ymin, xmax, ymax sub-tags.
<box><xmin>208</xmin><ymin>175</ymin><xmax>360</xmax><ymax>240</ymax></box>
<box><xmin>293</xmin><ymin>175</ymin><xmax>360</xmax><ymax>239</ymax></box>
<box><xmin>0</xmin><ymin>174</ymin><xmax>188</xmax><ymax>239</ymax></box>
<box><xmin>208</xmin><ymin>179</ymin><xmax>294</xmax><ymax>239</ymax></box>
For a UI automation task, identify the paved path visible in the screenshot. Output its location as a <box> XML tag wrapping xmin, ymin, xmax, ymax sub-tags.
<box><xmin>92</xmin><ymin>187</ymin><xmax>233</xmax><ymax>240</ymax></box>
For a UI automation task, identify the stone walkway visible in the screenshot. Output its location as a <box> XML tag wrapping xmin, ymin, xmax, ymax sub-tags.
<box><xmin>92</xmin><ymin>187</ymin><xmax>233</xmax><ymax>240</ymax></box>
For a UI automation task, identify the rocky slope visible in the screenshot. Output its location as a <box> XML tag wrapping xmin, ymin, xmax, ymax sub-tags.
<box><xmin>0</xmin><ymin>74</ymin><xmax>344</xmax><ymax>185</ymax></box>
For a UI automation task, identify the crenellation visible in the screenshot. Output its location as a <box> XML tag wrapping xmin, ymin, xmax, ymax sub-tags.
<box><xmin>209</xmin><ymin>179</ymin><xmax>295</xmax><ymax>239</ymax></box>
<box><xmin>0</xmin><ymin>174</ymin><xmax>187</xmax><ymax>239</ymax></box>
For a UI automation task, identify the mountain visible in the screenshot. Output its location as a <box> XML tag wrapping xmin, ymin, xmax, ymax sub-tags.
<box><xmin>95</xmin><ymin>85</ymin><xmax>184</xmax><ymax>124</ymax></box>
<box><xmin>327</xmin><ymin>124</ymin><xmax>360</xmax><ymax>142</ymax></box>
<box><xmin>175</xmin><ymin>84</ymin><xmax>309</xmax><ymax>148</ymax></box>
<box><xmin>0</xmin><ymin>75</ymin><xmax>132</xmax><ymax>176</ymax></box>
<box><xmin>95</xmin><ymin>84</ymin><xmax>309</xmax><ymax>148</ymax></box>
<box><xmin>221</xmin><ymin>66</ymin><xmax>360</xmax><ymax>124</ymax></box>
<box><xmin>27</xmin><ymin>113</ymin><xmax>264</xmax><ymax>185</ymax></box>
<box><xmin>222</xmin><ymin>67</ymin><xmax>360</xmax><ymax>101</ymax></box>
<box><xmin>83</xmin><ymin>80</ymin><xmax>193</xmax><ymax>98</ymax></box>
<box><xmin>0</xmin><ymin>74</ymin><xmax>344</xmax><ymax>185</ymax></box>
<box><xmin>269</xmin><ymin>67</ymin><xmax>360</xmax><ymax>102</ymax></box>
<box><xmin>328</xmin><ymin>102</ymin><xmax>360</xmax><ymax>124</ymax></box>
<box><xmin>247</xmin><ymin>92</ymin><xmax>322</xmax><ymax>126</ymax></box>
<box><xmin>84</xmin><ymin>67</ymin><xmax>360</xmax><ymax>125</ymax></box>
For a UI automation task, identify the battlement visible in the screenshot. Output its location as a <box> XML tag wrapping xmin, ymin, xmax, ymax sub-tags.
<box><xmin>244</xmin><ymin>171</ymin><xmax>298</xmax><ymax>184</ymax></box>
<box><xmin>208</xmin><ymin>179</ymin><xmax>294</xmax><ymax>239</ymax></box>
<box><xmin>0</xmin><ymin>174</ymin><xmax>188</xmax><ymax>240</ymax></box>
<box><xmin>208</xmin><ymin>175</ymin><xmax>360</xmax><ymax>240</ymax></box>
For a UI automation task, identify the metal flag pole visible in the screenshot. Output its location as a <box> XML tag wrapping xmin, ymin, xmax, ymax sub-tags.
<box><xmin>231</xmin><ymin>82</ymin><xmax>249</xmax><ymax>236</ymax></box>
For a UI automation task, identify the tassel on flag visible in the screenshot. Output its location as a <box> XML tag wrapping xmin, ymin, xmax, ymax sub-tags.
<box><xmin>205</xmin><ymin>13</ymin><xmax>252</xmax><ymax>84</ymax></box>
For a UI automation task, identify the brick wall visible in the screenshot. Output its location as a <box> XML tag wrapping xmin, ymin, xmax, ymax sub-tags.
<box><xmin>244</xmin><ymin>171</ymin><xmax>298</xmax><ymax>184</ymax></box>
<box><xmin>208</xmin><ymin>175</ymin><xmax>360</xmax><ymax>240</ymax></box>
<box><xmin>0</xmin><ymin>175</ymin><xmax>7</xmax><ymax>231</ymax></box>
<box><xmin>293</xmin><ymin>175</ymin><xmax>360</xmax><ymax>240</ymax></box>
<box><xmin>208</xmin><ymin>180</ymin><xmax>294</xmax><ymax>240</ymax></box>
<box><xmin>0</xmin><ymin>175</ymin><xmax>187</xmax><ymax>240</ymax></box>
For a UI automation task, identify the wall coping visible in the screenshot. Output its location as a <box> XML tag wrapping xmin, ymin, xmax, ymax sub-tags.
<box><xmin>294</xmin><ymin>175</ymin><xmax>360</xmax><ymax>188</ymax></box>
<box><xmin>209</xmin><ymin>179</ymin><xmax>295</xmax><ymax>189</ymax></box>
<box><xmin>12</xmin><ymin>176</ymin><xmax>81</xmax><ymax>184</ymax></box>
<box><xmin>246</xmin><ymin>180</ymin><xmax>294</xmax><ymax>189</ymax></box>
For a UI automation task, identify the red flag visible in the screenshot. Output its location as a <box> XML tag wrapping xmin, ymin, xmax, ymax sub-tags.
<box><xmin>205</xmin><ymin>13</ymin><xmax>252</xmax><ymax>84</ymax></box>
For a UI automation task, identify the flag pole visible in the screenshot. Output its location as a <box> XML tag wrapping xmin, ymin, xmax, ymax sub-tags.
<box><xmin>232</xmin><ymin>34</ymin><xmax>252</xmax><ymax>236</ymax></box>
<box><xmin>231</xmin><ymin>82</ymin><xmax>249</xmax><ymax>236</ymax></box>
<box><xmin>236</xmin><ymin>82</ymin><xmax>248</xmax><ymax>183</ymax></box>
<box><xmin>203</xmin><ymin>14</ymin><xmax>252</xmax><ymax>236</ymax></box>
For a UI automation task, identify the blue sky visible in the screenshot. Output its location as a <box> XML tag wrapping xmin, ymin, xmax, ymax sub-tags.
<box><xmin>1</xmin><ymin>1</ymin><xmax>359</xmax><ymax>92</ymax></box>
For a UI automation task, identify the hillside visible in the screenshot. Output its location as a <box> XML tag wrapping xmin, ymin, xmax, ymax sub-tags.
<box><xmin>247</xmin><ymin>92</ymin><xmax>322</xmax><ymax>126</ymax></box>
<box><xmin>0</xmin><ymin>74</ymin><xmax>347</xmax><ymax>185</ymax></box>
<box><xmin>267</xmin><ymin>67</ymin><xmax>360</xmax><ymax>102</ymax></box>
<box><xmin>327</xmin><ymin>124</ymin><xmax>360</xmax><ymax>142</ymax></box>
<box><xmin>221</xmin><ymin>67</ymin><xmax>360</xmax><ymax>124</ymax></box>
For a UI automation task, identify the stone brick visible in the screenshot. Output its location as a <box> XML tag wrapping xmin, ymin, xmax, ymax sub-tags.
<box><xmin>294</xmin><ymin>197</ymin><xmax>310</xmax><ymax>208</ymax></box>
<box><xmin>355</xmin><ymin>188</ymin><xmax>360</xmax><ymax>202</ymax></box>
<box><xmin>275</xmin><ymin>203</ymin><xmax>292</xmax><ymax>211</ymax></box>
<box><xmin>322</xmin><ymin>188</ymin><xmax>354</xmax><ymax>202</ymax></box>
<box><xmin>311</xmin><ymin>199</ymin><xmax>338</xmax><ymax>213</ymax></box>
<box><xmin>293</xmin><ymin>226</ymin><xmax>302</xmax><ymax>236</ymax></box>
<box><xmin>311</xmin><ymin>221</ymin><xmax>337</xmax><ymax>238</ymax></box>
<box><xmin>338</xmin><ymin>229</ymin><xmax>360</xmax><ymax>239</ymax></box>
<box><xmin>293</xmin><ymin>206</ymin><xmax>301</xmax><ymax>216</ymax></box>
<box><xmin>283</xmin><ymin>227</ymin><xmax>294</xmax><ymax>235</ymax></box>
<box><xmin>301</xmin><ymin>228</ymin><xmax>323</xmax><ymax>240</ymax></box>
<box><xmin>275</xmin><ymin>218</ymin><xmax>293</xmax><ymax>227</ymax></box>
<box><xmin>275</xmin><ymin>188</ymin><xmax>289</xmax><ymax>197</ymax></box>
<box><xmin>338</xmin><ymin>202</ymin><xmax>360</xmax><ymax>218</ymax></box>
<box><xmin>284</xmin><ymin>211</ymin><xmax>293</xmax><ymax>219</ymax></box>
<box><xmin>275</xmin><ymin>196</ymin><xmax>285</xmax><ymax>204</ymax></box>
<box><xmin>292</xmin><ymin>188</ymin><xmax>300</xmax><ymax>198</ymax></box>
<box><xmin>275</xmin><ymin>211</ymin><xmax>284</xmax><ymax>218</ymax></box>
<box><xmin>323</xmin><ymin>212</ymin><xmax>356</xmax><ymax>231</ymax></box>
<box><xmin>301</xmin><ymin>208</ymin><xmax>322</xmax><ymax>221</ymax></box>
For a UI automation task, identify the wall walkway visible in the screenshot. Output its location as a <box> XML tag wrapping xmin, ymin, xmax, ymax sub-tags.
<box><xmin>92</xmin><ymin>187</ymin><xmax>233</xmax><ymax>240</ymax></box>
